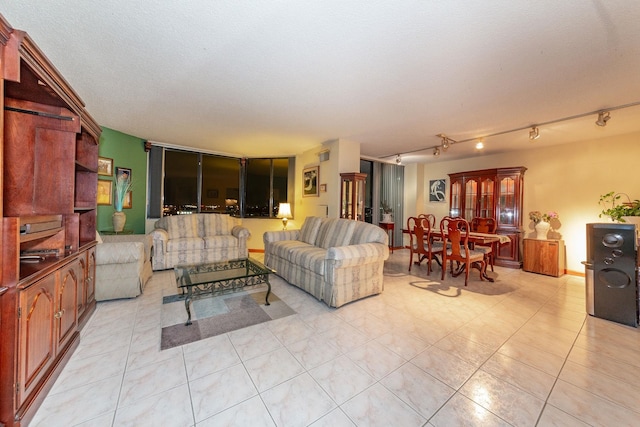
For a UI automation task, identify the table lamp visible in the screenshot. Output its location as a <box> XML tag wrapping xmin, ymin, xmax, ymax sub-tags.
<box><xmin>277</xmin><ymin>203</ymin><xmax>292</xmax><ymax>229</ymax></box>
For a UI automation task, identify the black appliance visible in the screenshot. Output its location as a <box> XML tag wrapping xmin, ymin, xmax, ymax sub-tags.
<box><xmin>586</xmin><ymin>223</ymin><xmax>639</xmax><ymax>327</ymax></box>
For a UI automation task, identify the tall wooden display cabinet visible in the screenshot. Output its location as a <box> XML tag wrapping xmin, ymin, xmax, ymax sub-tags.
<box><xmin>449</xmin><ymin>167</ymin><xmax>526</xmax><ymax>268</ymax></box>
<box><xmin>0</xmin><ymin>15</ymin><xmax>101</xmax><ymax>426</ymax></box>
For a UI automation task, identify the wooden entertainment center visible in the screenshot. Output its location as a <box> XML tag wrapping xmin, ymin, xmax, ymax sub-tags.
<box><xmin>0</xmin><ymin>15</ymin><xmax>101</xmax><ymax>426</ymax></box>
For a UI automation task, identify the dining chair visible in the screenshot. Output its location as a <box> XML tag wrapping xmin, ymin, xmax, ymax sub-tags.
<box><xmin>407</xmin><ymin>216</ymin><xmax>443</xmax><ymax>275</ymax></box>
<box><xmin>418</xmin><ymin>213</ymin><xmax>440</xmax><ymax>242</ymax></box>
<box><xmin>470</xmin><ymin>217</ymin><xmax>497</xmax><ymax>271</ymax></box>
<box><xmin>440</xmin><ymin>216</ymin><xmax>487</xmax><ymax>286</ymax></box>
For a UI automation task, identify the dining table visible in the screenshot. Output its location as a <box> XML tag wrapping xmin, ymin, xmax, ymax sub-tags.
<box><xmin>403</xmin><ymin>228</ymin><xmax>511</xmax><ymax>282</ymax></box>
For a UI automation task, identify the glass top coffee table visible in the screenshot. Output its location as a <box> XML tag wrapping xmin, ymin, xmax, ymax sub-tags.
<box><xmin>174</xmin><ymin>257</ymin><xmax>274</xmax><ymax>326</ymax></box>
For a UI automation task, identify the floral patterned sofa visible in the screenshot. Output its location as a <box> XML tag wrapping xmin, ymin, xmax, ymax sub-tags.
<box><xmin>263</xmin><ymin>217</ymin><xmax>389</xmax><ymax>308</ymax></box>
<box><xmin>150</xmin><ymin>214</ymin><xmax>250</xmax><ymax>270</ymax></box>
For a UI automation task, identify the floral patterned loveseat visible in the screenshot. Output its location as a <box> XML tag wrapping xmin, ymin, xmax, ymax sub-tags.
<box><xmin>150</xmin><ymin>214</ymin><xmax>250</xmax><ymax>270</ymax></box>
<box><xmin>263</xmin><ymin>217</ymin><xmax>389</xmax><ymax>308</ymax></box>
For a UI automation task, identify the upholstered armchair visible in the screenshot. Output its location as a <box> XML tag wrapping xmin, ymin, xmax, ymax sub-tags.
<box><xmin>95</xmin><ymin>233</ymin><xmax>153</xmax><ymax>301</ymax></box>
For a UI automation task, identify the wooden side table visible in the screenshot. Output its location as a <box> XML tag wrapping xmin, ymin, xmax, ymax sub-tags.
<box><xmin>523</xmin><ymin>238</ymin><xmax>565</xmax><ymax>277</ymax></box>
<box><xmin>379</xmin><ymin>222</ymin><xmax>395</xmax><ymax>254</ymax></box>
<box><xmin>100</xmin><ymin>228</ymin><xmax>134</xmax><ymax>235</ymax></box>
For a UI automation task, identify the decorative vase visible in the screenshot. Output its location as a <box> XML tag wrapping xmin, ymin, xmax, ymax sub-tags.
<box><xmin>382</xmin><ymin>213</ymin><xmax>393</xmax><ymax>223</ymax></box>
<box><xmin>112</xmin><ymin>211</ymin><xmax>126</xmax><ymax>232</ymax></box>
<box><xmin>534</xmin><ymin>220</ymin><xmax>550</xmax><ymax>240</ymax></box>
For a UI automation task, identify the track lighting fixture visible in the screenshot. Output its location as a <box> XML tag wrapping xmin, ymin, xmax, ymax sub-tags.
<box><xmin>395</xmin><ymin>154</ymin><xmax>402</xmax><ymax>164</ymax></box>
<box><xmin>441</xmin><ymin>137</ymin><xmax>450</xmax><ymax>151</ymax></box>
<box><xmin>595</xmin><ymin>111</ymin><xmax>610</xmax><ymax>127</ymax></box>
<box><xmin>529</xmin><ymin>126</ymin><xmax>540</xmax><ymax>140</ymax></box>
<box><xmin>475</xmin><ymin>140</ymin><xmax>484</xmax><ymax>150</ymax></box>
<box><xmin>433</xmin><ymin>147</ymin><xmax>440</xmax><ymax>156</ymax></box>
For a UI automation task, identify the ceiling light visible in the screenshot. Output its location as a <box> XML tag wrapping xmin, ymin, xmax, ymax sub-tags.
<box><xmin>595</xmin><ymin>111</ymin><xmax>610</xmax><ymax>127</ymax></box>
<box><xmin>475</xmin><ymin>140</ymin><xmax>484</xmax><ymax>150</ymax></box>
<box><xmin>529</xmin><ymin>127</ymin><xmax>540</xmax><ymax>140</ymax></box>
<box><xmin>433</xmin><ymin>147</ymin><xmax>440</xmax><ymax>156</ymax></box>
<box><xmin>441</xmin><ymin>137</ymin><xmax>450</xmax><ymax>151</ymax></box>
<box><xmin>395</xmin><ymin>154</ymin><xmax>402</xmax><ymax>164</ymax></box>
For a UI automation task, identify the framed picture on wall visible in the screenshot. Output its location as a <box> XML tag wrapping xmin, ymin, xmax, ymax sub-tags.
<box><xmin>116</xmin><ymin>167</ymin><xmax>132</xmax><ymax>182</ymax></box>
<box><xmin>303</xmin><ymin>166</ymin><xmax>319</xmax><ymax>197</ymax></box>
<box><xmin>429</xmin><ymin>179</ymin><xmax>446</xmax><ymax>202</ymax></box>
<box><xmin>97</xmin><ymin>180</ymin><xmax>112</xmax><ymax>205</ymax></box>
<box><xmin>98</xmin><ymin>157</ymin><xmax>113</xmax><ymax>176</ymax></box>
<box><xmin>123</xmin><ymin>191</ymin><xmax>132</xmax><ymax>209</ymax></box>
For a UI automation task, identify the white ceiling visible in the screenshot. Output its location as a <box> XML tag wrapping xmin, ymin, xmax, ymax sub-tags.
<box><xmin>3</xmin><ymin>1</ymin><xmax>640</xmax><ymax>164</ymax></box>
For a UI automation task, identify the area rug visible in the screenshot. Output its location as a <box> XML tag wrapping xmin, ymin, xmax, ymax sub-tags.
<box><xmin>161</xmin><ymin>289</ymin><xmax>295</xmax><ymax>350</ymax></box>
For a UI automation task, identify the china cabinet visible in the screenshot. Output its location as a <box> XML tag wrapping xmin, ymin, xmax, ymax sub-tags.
<box><xmin>340</xmin><ymin>173</ymin><xmax>367</xmax><ymax>221</ymax></box>
<box><xmin>0</xmin><ymin>15</ymin><xmax>100</xmax><ymax>426</ymax></box>
<box><xmin>449</xmin><ymin>167</ymin><xmax>526</xmax><ymax>268</ymax></box>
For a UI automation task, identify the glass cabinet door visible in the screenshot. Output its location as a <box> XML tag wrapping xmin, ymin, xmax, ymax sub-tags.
<box><xmin>340</xmin><ymin>172</ymin><xmax>367</xmax><ymax>221</ymax></box>
<box><xmin>450</xmin><ymin>179</ymin><xmax>462</xmax><ymax>217</ymax></box>
<box><xmin>464</xmin><ymin>178</ymin><xmax>478</xmax><ymax>220</ymax></box>
<box><xmin>498</xmin><ymin>176</ymin><xmax>515</xmax><ymax>225</ymax></box>
<box><xmin>479</xmin><ymin>178</ymin><xmax>494</xmax><ymax>218</ymax></box>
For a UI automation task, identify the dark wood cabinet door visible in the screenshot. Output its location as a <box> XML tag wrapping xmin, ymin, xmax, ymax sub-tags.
<box><xmin>17</xmin><ymin>275</ymin><xmax>56</xmax><ymax>406</ymax></box>
<box><xmin>57</xmin><ymin>261</ymin><xmax>79</xmax><ymax>352</ymax></box>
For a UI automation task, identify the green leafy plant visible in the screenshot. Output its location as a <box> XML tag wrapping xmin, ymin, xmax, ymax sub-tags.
<box><xmin>599</xmin><ymin>192</ymin><xmax>640</xmax><ymax>222</ymax></box>
<box><xmin>114</xmin><ymin>174</ymin><xmax>132</xmax><ymax>212</ymax></box>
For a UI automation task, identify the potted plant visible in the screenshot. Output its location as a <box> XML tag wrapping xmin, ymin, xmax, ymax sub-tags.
<box><xmin>598</xmin><ymin>192</ymin><xmax>640</xmax><ymax>223</ymax></box>
<box><xmin>381</xmin><ymin>201</ymin><xmax>393</xmax><ymax>223</ymax></box>
<box><xmin>113</xmin><ymin>173</ymin><xmax>132</xmax><ymax>231</ymax></box>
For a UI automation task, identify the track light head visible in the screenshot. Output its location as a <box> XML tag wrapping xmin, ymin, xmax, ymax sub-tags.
<box><xmin>596</xmin><ymin>111</ymin><xmax>610</xmax><ymax>127</ymax></box>
<box><xmin>433</xmin><ymin>147</ymin><xmax>440</xmax><ymax>156</ymax></box>
<box><xmin>529</xmin><ymin>126</ymin><xmax>540</xmax><ymax>140</ymax></box>
<box><xmin>395</xmin><ymin>154</ymin><xmax>402</xmax><ymax>164</ymax></box>
<box><xmin>441</xmin><ymin>137</ymin><xmax>450</xmax><ymax>151</ymax></box>
<box><xmin>475</xmin><ymin>140</ymin><xmax>484</xmax><ymax>150</ymax></box>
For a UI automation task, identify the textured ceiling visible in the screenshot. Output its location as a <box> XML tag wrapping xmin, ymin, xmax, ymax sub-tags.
<box><xmin>3</xmin><ymin>1</ymin><xmax>640</xmax><ymax>163</ymax></box>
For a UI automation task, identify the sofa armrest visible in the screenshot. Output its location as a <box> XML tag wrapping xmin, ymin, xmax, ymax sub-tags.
<box><xmin>232</xmin><ymin>225</ymin><xmax>251</xmax><ymax>239</ymax></box>
<box><xmin>326</xmin><ymin>243</ymin><xmax>389</xmax><ymax>268</ymax></box>
<box><xmin>150</xmin><ymin>228</ymin><xmax>168</xmax><ymax>255</ymax></box>
<box><xmin>96</xmin><ymin>241</ymin><xmax>145</xmax><ymax>265</ymax></box>
<box><xmin>263</xmin><ymin>229</ymin><xmax>301</xmax><ymax>245</ymax></box>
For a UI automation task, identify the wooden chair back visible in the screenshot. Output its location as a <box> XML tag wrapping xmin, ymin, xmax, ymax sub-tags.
<box><xmin>471</xmin><ymin>217</ymin><xmax>496</xmax><ymax>233</ymax></box>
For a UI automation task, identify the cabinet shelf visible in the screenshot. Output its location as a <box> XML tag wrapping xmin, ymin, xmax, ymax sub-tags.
<box><xmin>19</xmin><ymin>227</ymin><xmax>64</xmax><ymax>243</ymax></box>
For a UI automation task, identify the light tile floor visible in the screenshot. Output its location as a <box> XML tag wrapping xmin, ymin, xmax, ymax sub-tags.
<box><xmin>30</xmin><ymin>251</ymin><xmax>640</xmax><ymax>426</ymax></box>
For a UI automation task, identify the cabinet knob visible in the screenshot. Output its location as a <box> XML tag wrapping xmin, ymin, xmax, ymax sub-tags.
<box><xmin>54</xmin><ymin>309</ymin><xmax>65</xmax><ymax>319</ymax></box>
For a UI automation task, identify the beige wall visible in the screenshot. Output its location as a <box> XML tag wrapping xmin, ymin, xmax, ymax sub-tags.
<box><xmin>405</xmin><ymin>131</ymin><xmax>640</xmax><ymax>273</ymax></box>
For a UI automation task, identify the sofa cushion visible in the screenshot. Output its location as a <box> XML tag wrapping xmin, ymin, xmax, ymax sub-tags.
<box><xmin>203</xmin><ymin>235</ymin><xmax>238</xmax><ymax>250</ymax></box>
<box><xmin>299</xmin><ymin>216</ymin><xmax>323</xmax><ymax>244</ymax></box>
<box><xmin>351</xmin><ymin>221</ymin><xmax>388</xmax><ymax>245</ymax></box>
<box><xmin>317</xmin><ymin>218</ymin><xmax>357</xmax><ymax>249</ymax></box>
<box><xmin>166</xmin><ymin>237</ymin><xmax>204</xmax><ymax>252</ymax></box>
<box><xmin>159</xmin><ymin>215</ymin><xmax>199</xmax><ymax>240</ymax></box>
<box><xmin>288</xmin><ymin>245</ymin><xmax>327</xmax><ymax>275</ymax></box>
<box><xmin>270</xmin><ymin>240</ymin><xmax>315</xmax><ymax>259</ymax></box>
<box><xmin>202</xmin><ymin>214</ymin><xmax>233</xmax><ymax>237</ymax></box>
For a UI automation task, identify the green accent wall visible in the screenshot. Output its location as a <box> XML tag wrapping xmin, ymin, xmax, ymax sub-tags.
<box><xmin>97</xmin><ymin>127</ymin><xmax>147</xmax><ymax>234</ymax></box>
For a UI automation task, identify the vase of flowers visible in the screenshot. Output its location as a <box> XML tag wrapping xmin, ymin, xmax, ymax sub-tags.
<box><xmin>112</xmin><ymin>173</ymin><xmax>132</xmax><ymax>232</ymax></box>
<box><xmin>381</xmin><ymin>201</ymin><xmax>393</xmax><ymax>223</ymax></box>
<box><xmin>529</xmin><ymin>210</ymin><xmax>558</xmax><ymax>240</ymax></box>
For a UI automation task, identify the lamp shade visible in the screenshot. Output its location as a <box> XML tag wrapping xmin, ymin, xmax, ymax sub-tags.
<box><xmin>277</xmin><ymin>203</ymin><xmax>292</xmax><ymax>218</ymax></box>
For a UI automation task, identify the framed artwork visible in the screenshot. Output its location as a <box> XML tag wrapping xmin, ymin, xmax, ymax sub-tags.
<box><xmin>123</xmin><ymin>191</ymin><xmax>132</xmax><ymax>209</ymax></box>
<box><xmin>98</xmin><ymin>157</ymin><xmax>113</xmax><ymax>176</ymax></box>
<box><xmin>319</xmin><ymin>183</ymin><xmax>327</xmax><ymax>193</ymax></box>
<box><xmin>116</xmin><ymin>166</ymin><xmax>132</xmax><ymax>182</ymax></box>
<box><xmin>97</xmin><ymin>180</ymin><xmax>112</xmax><ymax>205</ymax></box>
<box><xmin>303</xmin><ymin>166</ymin><xmax>319</xmax><ymax>197</ymax></box>
<box><xmin>429</xmin><ymin>179</ymin><xmax>446</xmax><ymax>202</ymax></box>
